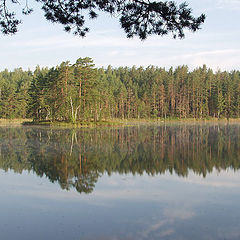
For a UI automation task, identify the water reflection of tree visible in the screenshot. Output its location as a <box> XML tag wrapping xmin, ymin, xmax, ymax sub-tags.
<box><xmin>0</xmin><ymin>124</ymin><xmax>240</xmax><ymax>193</ymax></box>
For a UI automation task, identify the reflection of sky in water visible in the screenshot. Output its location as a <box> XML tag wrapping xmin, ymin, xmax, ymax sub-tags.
<box><xmin>1</xmin><ymin>169</ymin><xmax>240</xmax><ymax>240</ymax></box>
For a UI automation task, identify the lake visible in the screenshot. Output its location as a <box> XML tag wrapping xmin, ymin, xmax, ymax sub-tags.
<box><xmin>0</xmin><ymin>123</ymin><xmax>240</xmax><ymax>240</ymax></box>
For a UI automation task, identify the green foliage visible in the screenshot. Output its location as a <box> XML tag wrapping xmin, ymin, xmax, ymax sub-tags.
<box><xmin>1</xmin><ymin>59</ymin><xmax>240</xmax><ymax>121</ymax></box>
<box><xmin>0</xmin><ymin>68</ymin><xmax>32</xmax><ymax>118</ymax></box>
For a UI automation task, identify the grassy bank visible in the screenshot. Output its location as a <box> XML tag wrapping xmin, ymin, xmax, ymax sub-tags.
<box><xmin>22</xmin><ymin>119</ymin><xmax>124</xmax><ymax>127</ymax></box>
<box><xmin>23</xmin><ymin>117</ymin><xmax>240</xmax><ymax>127</ymax></box>
<box><xmin>0</xmin><ymin>118</ymin><xmax>32</xmax><ymax>126</ymax></box>
<box><xmin>1</xmin><ymin>117</ymin><xmax>240</xmax><ymax>127</ymax></box>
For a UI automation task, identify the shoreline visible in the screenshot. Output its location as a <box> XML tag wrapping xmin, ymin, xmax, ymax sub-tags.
<box><xmin>1</xmin><ymin>118</ymin><xmax>240</xmax><ymax>127</ymax></box>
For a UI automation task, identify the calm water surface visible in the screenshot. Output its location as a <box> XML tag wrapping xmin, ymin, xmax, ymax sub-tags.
<box><xmin>1</xmin><ymin>124</ymin><xmax>240</xmax><ymax>240</ymax></box>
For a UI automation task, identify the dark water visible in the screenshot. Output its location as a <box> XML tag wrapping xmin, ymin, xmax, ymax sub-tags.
<box><xmin>1</xmin><ymin>124</ymin><xmax>240</xmax><ymax>240</ymax></box>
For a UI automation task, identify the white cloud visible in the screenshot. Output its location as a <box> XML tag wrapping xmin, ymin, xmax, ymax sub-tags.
<box><xmin>172</xmin><ymin>49</ymin><xmax>240</xmax><ymax>71</ymax></box>
<box><xmin>10</xmin><ymin>34</ymin><xmax>168</xmax><ymax>51</ymax></box>
<box><xmin>140</xmin><ymin>206</ymin><xmax>195</xmax><ymax>239</ymax></box>
<box><xmin>183</xmin><ymin>49</ymin><xmax>240</xmax><ymax>57</ymax></box>
<box><xmin>216</xmin><ymin>0</ymin><xmax>240</xmax><ymax>9</ymax></box>
<box><xmin>163</xmin><ymin>208</ymin><xmax>196</xmax><ymax>221</ymax></box>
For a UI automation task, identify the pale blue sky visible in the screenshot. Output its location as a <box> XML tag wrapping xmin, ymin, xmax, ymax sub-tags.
<box><xmin>0</xmin><ymin>0</ymin><xmax>239</xmax><ymax>71</ymax></box>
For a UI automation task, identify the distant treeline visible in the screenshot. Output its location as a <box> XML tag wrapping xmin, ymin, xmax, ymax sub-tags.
<box><xmin>1</xmin><ymin>57</ymin><xmax>240</xmax><ymax>121</ymax></box>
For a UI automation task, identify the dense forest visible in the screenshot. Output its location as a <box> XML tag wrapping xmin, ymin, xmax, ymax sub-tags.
<box><xmin>0</xmin><ymin>125</ymin><xmax>239</xmax><ymax>193</ymax></box>
<box><xmin>1</xmin><ymin>57</ymin><xmax>240</xmax><ymax>121</ymax></box>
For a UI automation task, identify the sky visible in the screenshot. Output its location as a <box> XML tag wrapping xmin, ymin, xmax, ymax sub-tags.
<box><xmin>0</xmin><ymin>0</ymin><xmax>239</xmax><ymax>72</ymax></box>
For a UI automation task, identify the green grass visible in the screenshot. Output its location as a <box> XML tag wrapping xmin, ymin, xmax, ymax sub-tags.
<box><xmin>22</xmin><ymin>119</ymin><xmax>124</xmax><ymax>128</ymax></box>
<box><xmin>2</xmin><ymin>117</ymin><xmax>240</xmax><ymax>128</ymax></box>
<box><xmin>0</xmin><ymin>118</ymin><xmax>32</xmax><ymax>126</ymax></box>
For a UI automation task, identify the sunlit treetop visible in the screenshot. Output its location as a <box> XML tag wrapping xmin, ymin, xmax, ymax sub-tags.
<box><xmin>0</xmin><ymin>0</ymin><xmax>205</xmax><ymax>40</ymax></box>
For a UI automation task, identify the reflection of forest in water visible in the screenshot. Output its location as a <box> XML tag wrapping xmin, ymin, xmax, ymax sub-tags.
<box><xmin>0</xmin><ymin>124</ymin><xmax>240</xmax><ymax>194</ymax></box>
